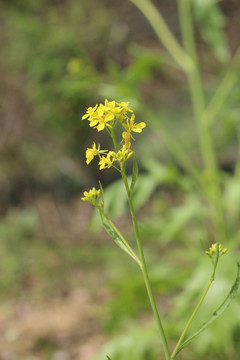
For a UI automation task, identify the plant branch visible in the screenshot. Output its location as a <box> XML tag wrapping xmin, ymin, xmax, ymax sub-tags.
<box><xmin>121</xmin><ymin>168</ymin><xmax>171</xmax><ymax>360</ymax></box>
<box><xmin>171</xmin><ymin>247</ymin><xmax>220</xmax><ymax>358</ymax></box>
<box><xmin>130</xmin><ymin>0</ymin><xmax>193</xmax><ymax>72</ymax></box>
<box><xmin>203</xmin><ymin>47</ymin><xmax>240</xmax><ymax>126</ymax></box>
<box><xmin>178</xmin><ymin>0</ymin><xmax>226</xmax><ymax>243</ymax></box>
<box><xmin>171</xmin><ymin>276</ymin><xmax>213</xmax><ymax>359</ymax></box>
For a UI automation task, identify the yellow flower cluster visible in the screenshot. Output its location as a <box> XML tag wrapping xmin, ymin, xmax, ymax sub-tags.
<box><xmin>82</xmin><ymin>99</ymin><xmax>146</xmax><ymax>170</ymax></box>
<box><xmin>205</xmin><ymin>243</ymin><xmax>228</xmax><ymax>258</ymax></box>
<box><xmin>98</xmin><ymin>145</ymin><xmax>133</xmax><ymax>170</ymax></box>
<box><xmin>82</xmin><ymin>100</ymin><xmax>133</xmax><ymax>132</ymax></box>
<box><xmin>81</xmin><ymin>187</ymin><xmax>101</xmax><ymax>206</ymax></box>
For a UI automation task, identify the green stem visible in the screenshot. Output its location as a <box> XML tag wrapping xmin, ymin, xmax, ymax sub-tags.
<box><xmin>178</xmin><ymin>0</ymin><xmax>226</xmax><ymax>243</ymax></box>
<box><xmin>203</xmin><ymin>47</ymin><xmax>240</xmax><ymax>127</ymax></box>
<box><xmin>121</xmin><ymin>169</ymin><xmax>171</xmax><ymax>360</ymax></box>
<box><xmin>171</xmin><ymin>276</ymin><xmax>213</xmax><ymax>359</ymax></box>
<box><xmin>171</xmin><ymin>247</ymin><xmax>219</xmax><ymax>359</ymax></box>
<box><xmin>111</xmin><ymin>127</ymin><xmax>119</xmax><ymax>152</ymax></box>
<box><xmin>130</xmin><ymin>0</ymin><xmax>193</xmax><ymax>72</ymax></box>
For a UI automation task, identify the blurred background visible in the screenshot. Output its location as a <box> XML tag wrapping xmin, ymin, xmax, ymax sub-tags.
<box><xmin>0</xmin><ymin>0</ymin><xmax>240</xmax><ymax>359</ymax></box>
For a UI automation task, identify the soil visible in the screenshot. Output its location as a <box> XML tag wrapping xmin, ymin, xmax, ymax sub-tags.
<box><xmin>0</xmin><ymin>290</ymin><xmax>106</xmax><ymax>360</ymax></box>
<box><xmin>0</xmin><ymin>198</ymin><xmax>112</xmax><ymax>360</ymax></box>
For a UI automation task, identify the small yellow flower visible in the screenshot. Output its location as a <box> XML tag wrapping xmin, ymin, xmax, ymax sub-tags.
<box><xmin>123</xmin><ymin>114</ymin><xmax>146</xmax><ymax>134</ymax></box>
<box><xmin>104</xmin><ymin>99</ymin><xmax>117</xmax><ymax>112</ymax></box>
<box><xmin>133</xmin><ymin>122</ymin><xmax>146</xmax><ymax>132</ymax></box>
<box><xmin>85</xmin><ymin>142</ymin><xmax>107</xmax><ymax>165</ymax></box>
<box><xmin>94</xmin><ymin>106</ymin><xmax>114</xmax><ymax>131</ymax></box>
<box><xmin>117</xmin><ymin>101</ymin><xmax>133</xmax><ymax>114</ymax></box>
<box><xmin>81</xmin><ymin>187</ymin><xmax>101</xmax><ymax>205</ymax></box>
<box><xmin>122</xmin><ymin>131</ymin><xmax>131</xmax><ymax>148</ymax></box>
<box><xmin>82</xmin><ymin>104</ymin><xmax>98</xmax><ymax>120</ymax></box>
<box><xmin>97</xmin><ymin>146</ymin><xmax>133</xmax><ymax>171</ymax></box>
<box><xmin>205</xmin><ymin>243</ymin><xmax>228</xmax><ymax>258</ymax></box>
<box><xmin>115</xmin><ymin>145</ymin><xmax>133</xmax><ymax>164</ymax></box>
<box><xmin>98</xmin><ymin>152</ymin><xmax>114</xmax><ymax>170</ymax></box>
<box><xmin>103</xmin><ymin>100</ymin><xmax>132</xmax><ymax>117</ymax></box>
<box><xmin>121</xmin><ymin>114</ymin><xmax>146</xmax><ymax>148</ymax></box>
<box><xmin>83</xmin><ymin>104</ymin><xmax>115</xmax><ymax>132</ymax></box>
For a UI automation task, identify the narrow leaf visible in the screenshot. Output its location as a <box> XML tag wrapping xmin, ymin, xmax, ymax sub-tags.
<box><xmin>130</xmin><ymin>156</ymin><xmax>138</xmax><ymax>193</ymax></box>
<box><xmin>106</xmin><ymin>356</ymin><xmax>111</xmax><ymax>360</ymax></box>
<box><xmin>175</xmin><ymin>263</ymin><xmax>240</xmax><ymax>356</ymax></box>
<box><xmin>99</xmin><ymin>210</ymin><xmax>142</xmax><ymax>268</ymax></box>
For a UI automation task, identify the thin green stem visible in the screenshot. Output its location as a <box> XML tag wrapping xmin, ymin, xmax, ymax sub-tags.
<box><xmin>121</xmin><ymin>169</ymin><xmax>171</xmax><ymax>360</ymax></box>
<box><xmin>178</xmin><ymin>0</ymin><xmax>205</xmax><ymax>111</ymax></box>
<box><xmin>110</xmin><ymin>127</ymin><xmax>119</xmax><ymax>152</ymax></box>
<box><xmin>171</xmin><ymin>276</ymin><xmax>213</xmax><ymax>359</ymax></box>
<box><xmin>178</xmin><ymin>0</ymin><xmax>226</xmax><ymax>243</ymax></box>
<box><xmin>171</xmin><ymin>247</ymin><xmax>219</xmax><ymax>359</ymax></box>
<box><xmin>204</xmin><ymin>47</ymin><xmax>240</xmax><ymax>126</ymax></box>
<box><xmin>130</xmin><ymin>0</ymin><xmax>193</xmax><ymax>72</ymax></box>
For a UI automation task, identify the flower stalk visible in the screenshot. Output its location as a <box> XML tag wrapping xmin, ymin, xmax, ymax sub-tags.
<box><xmin>171</xmin><ymin>243</ymin><xmax>227</xmax><ymax>358</ymax></box>
<box><xmin>121</xmin><ymin>169</ymin><xmax>171</xmax><ymax>360</ymax></box>
<box><xmin>177</xmin><ymin>0</ymin><xmax>226</xmax><ymax>244</ymax></box>
<box><xmin>82</xmin><ymin>100</ymin><xmax>171</xmax><ymax>358</ymax></box>
<box><xmin>81</xmin><ymin>99</ymin><xmax>231</xmax><ymax>360</ymax></box>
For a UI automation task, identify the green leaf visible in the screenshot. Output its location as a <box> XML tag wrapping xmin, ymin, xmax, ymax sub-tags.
<box><xmin>106</xmin><ymin>356</ymin><xmax>111</xmax><ymax>360</ymax></box>
<box><xmin>130</xmin><ymin>157</ymin><xmax>138</xmax><ymax>194</ymax></box>
<box><xmin>175</xmin><ymin>263</ymin><xmax>240</xmax><ymax>356</ymax></box>
<box><xmin>99</xmin><ymin>210</ymin><xmax>142</xmax><ymax>268</ymax></box>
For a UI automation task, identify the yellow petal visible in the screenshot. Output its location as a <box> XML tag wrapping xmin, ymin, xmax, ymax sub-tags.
<box><xmin>89</xmin><ymin>120</ymin><xmax>98</xmax><ymax>127</ymax></box>
<box><xmin>97</xmin><ymin>123</ymin><xmax>105</xmax><ymax>131</ymax></box>
<box><xmin>105</xmin><ymin>113</ymin><xmax>115</xmax><ymax>121</ymax></box>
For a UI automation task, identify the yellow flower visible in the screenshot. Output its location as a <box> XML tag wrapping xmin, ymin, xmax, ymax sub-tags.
<box><xmin>115</xmin><ymin>145</ymin><xmax>133</xmax><ymax>164</ymax></box>
<box><xmin>93</xmin><ymin>105</ymin><xmax>114</xmax><ymax>131</ymax></box>
<box><xmin>81</xmin><ymin>187</ymin><xmax>101</xmax><ymax>205</ymax></box>
<box><xmin>98</xmin><ymin>146</ymin><xmax>133</xmax><ymax>171</ymax></box>
<box><xmin>82</xmin><ymin>104</ymin><xmax>98</xmax><ymax>120</ymax></box>
<box><xmin>82</xmin><ymin>100</ymin><xmax>138</xmax><ymax>133</ymax></box>
<box><xmin>205</xmin><ymin>243</ymin><xmax>228</xmax><ymax>257</ymax></box>
<box><xmin>123</xmin><ymin>114</ymin><xmax>146</xmax><ymax>134</ymax></box>
<box><xmin>82</xmin><ymin>99</ymin><xmax>144</xmax><ymax>169</ymax></box>
<box><xmin>117</xmin><ymin>101</ymin><xmax>133</xmax><ymax>114</ymax></box>
<box><xmin>133</xmin><ymin>121</ymin><xmax>146</xmax><ymax>133</ymax></box>
<box><xmin>122</xmin><ymin>131</ymin><xmax>131</xmax><ymax>148</ymax></box>
<box><xmin>121</xmin><ymin>114</ymin><xmax>146</xmax><ymax>148</ymax></box>
<box><xmin>104</xmin><ymin>99</ymin><xmax>117</xmax><ymax>112</ymax></box>
<box><xmin>103</xmin><ymin>100</ymin><xmax>132</xmax><ymax>117</ymax></box>
<box><xmin>82</xmin><ymin>104</ymin><xmax>115</xmax><ymax>132</ymax></box>
<box><xmin>98</xmin><ymin>152</ymin><xmax>114</xmax><ymax>170</ymax></box>
<box><xmin>86</xmin><ymin>142</ymin><xmax>107</xmax><ymax>165</ymax></box>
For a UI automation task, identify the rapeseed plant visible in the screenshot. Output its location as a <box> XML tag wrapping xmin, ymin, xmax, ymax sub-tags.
<box><xmin>82</xmin><ymin>100</ymin><xmax>239</xmax><ymax>360</ymax></box>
